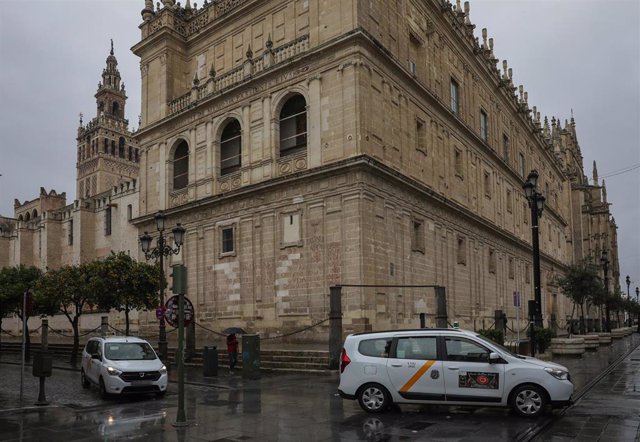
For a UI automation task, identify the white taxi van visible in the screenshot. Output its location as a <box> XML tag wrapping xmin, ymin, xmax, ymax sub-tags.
<box><xmin>338</xmin><ymin>328</ymin><xmax>573</xmax><ymax>417</ymax></box>
<box><xmin>81</xmin><ymin>336</ymin><xmax>168</xmax><ymax>398</ymax></box>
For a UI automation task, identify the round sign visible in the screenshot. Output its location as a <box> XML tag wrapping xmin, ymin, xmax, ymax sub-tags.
<box><xmin>164</xmin><ymin>295</ymin><xmax>195</xmax><ymax>328</ymax></box>
<box><xmin>155</xmin><ymin>305</ymin><xmax>167</xmax><ymax>321</ymax></box>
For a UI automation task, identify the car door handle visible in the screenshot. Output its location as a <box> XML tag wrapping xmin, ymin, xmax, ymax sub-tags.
<box><xmin>448</xmin><ymin>367</ymin><xmax>459</xmax><ymax>370</ymax></box>
<box><xmin>391</xmin><ymin>364</ymin><xmax>403</xmax><ymax>367</ymax></box>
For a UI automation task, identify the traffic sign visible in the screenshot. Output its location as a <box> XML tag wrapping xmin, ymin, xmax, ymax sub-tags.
<box><xmin>164</xmin><ymin>295</ymin><xmax>194</xmax><ymax>328</ymax></box>
<box><xmin>155</xmin><ymin>305</ymin><xmax>167</xmax><ymax>321</ymax></box>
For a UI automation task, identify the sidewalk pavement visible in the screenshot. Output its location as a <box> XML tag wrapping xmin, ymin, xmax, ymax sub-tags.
<box><xmin>537</xmin><ymin>344</ymin><xmax>640</xmax><ymax>441</ymax></box>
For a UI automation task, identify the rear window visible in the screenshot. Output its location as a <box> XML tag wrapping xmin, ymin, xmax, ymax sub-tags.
<box><xmin>358</xmin><ymin>338</ymin><xmax>392</xmax><ymax>358</ymax></box>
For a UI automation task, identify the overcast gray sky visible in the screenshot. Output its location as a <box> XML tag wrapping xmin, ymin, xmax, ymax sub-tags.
<box><xmin>1</xmin><ymin>0</ymin><xmax>638</xmax><ymax>290</ymax></box>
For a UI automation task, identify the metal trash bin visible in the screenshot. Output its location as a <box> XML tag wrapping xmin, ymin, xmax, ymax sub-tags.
<box><xmin>242</xmin><ymin>334</ymin><xmax>260</xmax><ymax>380</ymax></box>
<box><xmin>203</xmin><ymin>346</ymin><xmax>218</xmax><ymax>377</ymax></box>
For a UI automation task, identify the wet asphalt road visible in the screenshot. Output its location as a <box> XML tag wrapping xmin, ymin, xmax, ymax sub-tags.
<box><xmin>0</xmin><ymin>335</ymin><xmax>638</xmax><ymax>441</ymax></box>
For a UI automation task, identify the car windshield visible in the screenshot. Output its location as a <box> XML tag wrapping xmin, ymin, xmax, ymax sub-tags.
<box><xmin>474</xmin><ymin>334</ymin><xmax>525</xmax><ymax>359</ymax></box>
<box><xmin>105</xmin><ymin>342</ymin><xmax>157</xmax><ymax>361</ymax></box>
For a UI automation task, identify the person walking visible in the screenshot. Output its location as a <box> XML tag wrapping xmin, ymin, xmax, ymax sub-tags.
<box><xmin>227</xmin><ymin>333</ymin><xmax>238</xmax><ymax>372</ymax></box>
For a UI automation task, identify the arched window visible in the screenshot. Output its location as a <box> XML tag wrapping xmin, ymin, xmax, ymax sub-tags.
<box><xmin>111</xmin><ymin>140</ymin><xmax>116</xmax><ymax>156</ymax></box>
<box><xmin>119</xmin><ymin>137</ymin><xmax>125</xmax><ymax>158</ymax></box>
<box><xmin>279</xmin><ymin>94</ymin><xmax>307</xmax><ymax>157</ymax></box>
<box><xmin>220</xmin><ymin>120</ymin><xmax>242</xmax><ymax>176</ymax></box>
<box><xmin>32</xmin><ymin>209</ymin><xmax>38</xmax><ymax>218</ymax></box>
<box><xmin>18</xmin><ymin>215</ymin><xmax>24</xmax><ymax>221</ymax></box>
<box><xmin>25</xmin><ymin>212</ymin><xmax>30</xmax><ymax>221</ymax></box>
<box><xmin>112</xmin><ymin>102</ymin><xmax>120</xmax><ymax>117</ymax></box>
<box><xmin>172</xmin><ymin>141</ymin><xmax>189</xmax><ymax>191</ymax></box>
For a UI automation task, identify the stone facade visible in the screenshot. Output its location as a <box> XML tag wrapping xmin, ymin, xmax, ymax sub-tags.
<box><xmin>2</xmin><ymin>0</ymin><xmax>621</xmax><ymax>341</ymax></box>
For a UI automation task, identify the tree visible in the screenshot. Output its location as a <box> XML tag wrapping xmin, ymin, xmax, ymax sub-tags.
<box><xmin>94</xmin><ymin>252</ymin><xmax>161</xmax><ymax>336</ymax></box>
<box><xmin>35</xmin><ymin>263</ymin><xmax>98</xmax><ymax>366</ymax></box>
<box><xmin>555</xmin><ymin>261</ymin><xmax>602</xmax><ymax>334</ymax></box>
<box><xmin>0</xmin><ymin>265</ymin><xmax>43</xmax><ymax>360</ymax></box>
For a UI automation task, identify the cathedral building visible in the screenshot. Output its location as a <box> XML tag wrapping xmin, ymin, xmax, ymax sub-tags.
<box><xmin>1</xmin><ymin>0</ymin><xmax>621</xmax><ymax>341</ymax></box>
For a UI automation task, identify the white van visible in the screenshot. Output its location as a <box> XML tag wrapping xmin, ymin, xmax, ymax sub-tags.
<box><xmin>338</xmin><ymin>328</ymin><xmax>573</xmax><ymax>417</ymax></box>
<box><xmin>81</xmin><ymin>336</ymin><xmax>168</xmax><ymax>398</ymax></box>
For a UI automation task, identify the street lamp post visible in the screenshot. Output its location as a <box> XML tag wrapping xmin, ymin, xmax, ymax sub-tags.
<box><xmin>523</xmin><ymin>170</ymin><xmax>545</xmax><ymax>356</ymax></box>
<box><xmin>600</xmin><ymin>251</ymin><xmax>610</xmax><ymax>332</ymax></box>
<box><xmin>626</xmin><ymin>275</ymin><xmax>631</xmax><ymax>326</ymax></box>
<box><xmin>140</xmin><ymin>211</ymin><xmax>185</xmax><ymax>361</ymax></box>
<box><xmin>636</xmin><ymin>286</ymin><xmax>639</xmax><ymax>333</ymax></box>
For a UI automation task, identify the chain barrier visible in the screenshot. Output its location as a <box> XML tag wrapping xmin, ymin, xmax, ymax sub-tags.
<box><xmin>506</xmin><ymin>322</ymin><xmax>530</xmax><ymax>334</ymax></box>
<box><xmin>0</xmin><ymin>328</ymin><xmax>17</xmax><ymax>336</ymax></box>
<box><xmin>108</xmin><ymin>324</ymin><xmax>127</xmax><ymax>335</ymax></box>
<box><xmin>195</xmin><ymin>322</ymin><xmax>227</xmax><ymax>337</ymax></box>
<box><xmin>261</xmin><ymin>317</ymin><xmax>330</xmax><ymax>340</ymax></box>
<box><xmin>194</xmin><ymin>318</ymin><xmax>330</xmax><ymax>341</ymax></box>
<box><xmin>47</xmin><ymin>325</ymin><xmax>101</xmax><ymax>338</ymax></box>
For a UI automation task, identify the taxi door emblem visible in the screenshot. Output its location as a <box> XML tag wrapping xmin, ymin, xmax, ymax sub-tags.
<box><xmin>140</xmin><ymin>372</ymin><xmax>145</xmax><ymax>378</ymax></box>
<box><xmin>430</xmin><ymin>369</ymin><xmax>439</xmax><ymax>380</ymax></box>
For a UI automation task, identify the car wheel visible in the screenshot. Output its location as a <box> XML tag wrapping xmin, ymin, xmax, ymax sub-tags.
<box><xmin>80</xmin><ymin>370</ymin><xmax>90</xmax><ymax>389</ymax></box>
<box><xmin>510</xmin><ymin>384</ymin><xmax>547</xmax><ymax>418</ymax></box>
<box><xmin>99</xmin><ymin>377</ymin><xmax>110</xmax><ymax>399</ymax></box>
<box><xmin>357</xmin><ymin>383</ymin><xmax>391</xmax><ymax>413</ymax></box>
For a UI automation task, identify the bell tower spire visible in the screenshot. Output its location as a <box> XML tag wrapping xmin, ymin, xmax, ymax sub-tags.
<box><xmin>95</xmin><ymin>40</ymin><xmax>126</xmax><ymax>119</ymax></box>
<box><xmin>75</xmin><ymin>40</ymin><xmax>139</xmax><ymax>200</ymax></box>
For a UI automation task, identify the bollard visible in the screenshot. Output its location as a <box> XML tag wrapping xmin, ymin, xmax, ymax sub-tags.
<box><xmin>34</xmin><ymin>319</ymin><xmax>51</xmax><ymax>406</ymax></box>
<box><xmin>203</xmin><ymin>346</ymin><xmax>218</xmax><ymax>377</ymax></box>
<box><xmin>242</xmin><ymin>334</ymin><xmax>261</xmax><ymax>380</ymax></box>
<box><xmin>435</xmin><ymin>287</ymin><xmax>448</xmax><ymax>328</ymax></box>
<box><xmin>101</xmin><ymin>316</ymin><xmax>108</xmax><ymax>338</ymax></box>
<box><xmin>328</xmin><ymin>286</ymin><xmax>343</xmax><ymax>370</ymax></box>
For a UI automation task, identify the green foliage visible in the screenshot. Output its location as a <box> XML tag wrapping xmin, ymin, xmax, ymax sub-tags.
<box><xmin>0</xmin><ymin>265</ymin><xmax>43</xmax><ymax>319</ymax></box>
<box><xmin>532</xmin><ymin>326</ymin><xmax>556</xmax><ymax>353</ymax></box>
<box><xmin>93</xmin><ymin>252</ymin><xmax>161</xmax><ymax>335</ymax></box>
<box><xmin>478</xmin><ymin>328</ymin><xmax>504</xmax><ymax>344</ymax></box>
<box><xmin>555</xmin><ymin>261</ymin><xmax>603</xmax><ymax>308</ymax></box>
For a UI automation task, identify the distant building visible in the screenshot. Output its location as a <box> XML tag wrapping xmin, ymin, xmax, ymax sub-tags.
<box><xmin>1</xmin><ymin>0</ymin><xmax>621</xmax><ymax>341</ymax></box>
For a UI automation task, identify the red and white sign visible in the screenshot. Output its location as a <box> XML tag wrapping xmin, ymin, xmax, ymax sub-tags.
<box><xmin>164</xmin><ymin>295</ymin><xmax>194</xmax><ymax>328</ymax></box>
<box><xmin>155</xmin><ymin>305</ymin><xmax>167</xmax><ymax>321</ymax></box>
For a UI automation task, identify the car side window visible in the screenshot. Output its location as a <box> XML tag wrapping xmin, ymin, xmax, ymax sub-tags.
<box><xmin>358</xmin><ymin>338</ymin><xmax>392</xmax><ymax>358</ymax></box>
<box><xmin>395</xmin><ymin>337</ymin><xmax>438</xmax><ymax>360</ymax></box>
<box><xmin>86</xmin><ymin>341</ymin><xmax>96</xmax><ymax>355</ymax></box>
<box><xmin>445</xmin><ymin>337</ymin><xmax>490</xmax><ymax>363</ymax></box>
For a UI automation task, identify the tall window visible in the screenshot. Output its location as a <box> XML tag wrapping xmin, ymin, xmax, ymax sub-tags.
<box><xmin>416</xmin><ymin>118</ymin><xmax>426</xmax><ymax>153</ymax></box>
<box><xmin>68</xmin><ymin>220</ymin><xmax>73</xmax><ymax>245</ymax></box>
<box><xmin>279</xmin><ymin>94</ymin><xmax>307</xmax><ymax>157</ymax></box>
<box><xmin>127</xmin><ymin>204</ymin><xmax>132</xmax><ymax>221</ymax></box>
<box><xmin>502</xmin><ymin>134</ymin><xmax>510</xmax><ymax>162</ymax></box>
<box><xmin>450</xmin><ymin>79</ymin><xmax>459</xmax><ymax>114</ymax></box>
<box><xmin>172</xmin><ymin>141</ymin><xmax>189</xmax><ymax>190</ymax></box>
<box><xmin>118</xmin><ymin>137</ymin><xmax>125</xmax><ymax>158</ymax></box>
<box><xmin>111</xmin><ymin>140</ymin><xmax>116</xmax><ymax>156</ymax></box>
<box><xmin>519</xmin><ymin>153</ymin><xmax>525</xmax><ymax>177</ymax></box>
<box><xmin>480</xmin><ymin>110</ymin><xmax>488</xmax><ymax>142</ymax></box>
<box><xmin>220</xmin><ymin>120</ymin><xmax>242</xmax><ymax>175</ymax></box>
<box><xmin>105</xmin><ymin>207</ymin><xmax>112</xmax><ymax>236</ymax></box>
<box><xmin>222</xmin><ymin>227</ymin><xmax>234</xmax><ymax>253</ymax></box>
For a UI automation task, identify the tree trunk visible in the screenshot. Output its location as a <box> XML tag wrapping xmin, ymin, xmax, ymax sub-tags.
<box><xmin>579</xmin><ymin>303</ymin><xmax>586</xmax><ymax>335</ymax></box>
<box><xmin>71</xmin><ymin>318</ymin><xmax>80</xmax><ymax>367</ymax></box>
<box><xmin>125</xmin><ymin>307</ymin><xmax>130</xmax><ymax>337</ymax></box>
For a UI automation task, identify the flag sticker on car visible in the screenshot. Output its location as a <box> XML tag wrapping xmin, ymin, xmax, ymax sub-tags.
<box><xmin>399</xmin><ymin>360</ymin><xmax>436</xmax><ymax>393</ymax></box>
<box><xmin>458</xmin><ymin>372</ymin><xmax>499</xmax><ymax>389</ymax></box>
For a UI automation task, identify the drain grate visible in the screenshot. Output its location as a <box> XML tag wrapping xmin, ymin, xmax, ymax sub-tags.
<box><xmin>404</xmin><ymin>421</ymin><xmax>434</xmax><ymax>431</ymax></box>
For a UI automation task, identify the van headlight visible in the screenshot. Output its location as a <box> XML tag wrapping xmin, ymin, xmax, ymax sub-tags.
<box><xmin>106</xmin><ymin>366</ymin><xmax>122</xmax><ymax>376</ymax></box>
<box><xmin>159</xmin><ymin>365</ymin><xmax>167</xmax><ymax>375</ymax></box>
<box><xmin>544</xmin><ymin>367</ymin><xmax>569</xmax><ymax>380</ymax></box>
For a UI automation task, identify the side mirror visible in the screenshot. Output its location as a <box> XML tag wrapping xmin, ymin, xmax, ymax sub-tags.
<box><xmin>91</xmin><ymin>353</ymin><xmax>101</xmax><ymax>360</ymax></box>
<box><xmin>489</xmin><ymin>352</ymin><xmax>500</xmax><ymax>363</ymax></box>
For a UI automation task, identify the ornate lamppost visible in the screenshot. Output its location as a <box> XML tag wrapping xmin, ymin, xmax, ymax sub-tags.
<box><xmin>600</xmin><ymin>250</ymin><xmax>611</xmax><ymax>332</ymax></box>
<box><xmin>636</xmin><ymin>286</ymin><xmax>639</xmax><ymax>333</ymax></box>
<box><xmin>523</xmin><ymin>170</ymin><xmax>545</xmax><ymax>356</ymax></box>
<box><xmin>626</xmin><ymin>275</ymin><xmax>631</xmax><ymax>326</ymax></box>
<box><xmin>140</xmin><ymin>211</ymin><xmax>185</xmax><ymax>360</ymax></box>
